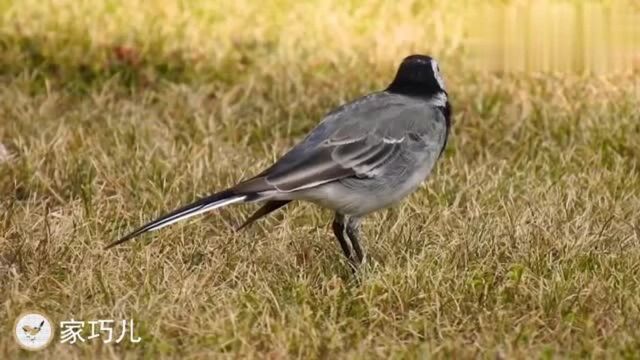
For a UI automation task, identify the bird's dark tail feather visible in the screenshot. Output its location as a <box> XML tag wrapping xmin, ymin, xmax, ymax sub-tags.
<box><xmin>106</xmin><ymin>189</ymin><xmax>247</xmax><ymax>249</ymax></box>
<box><xmin>236</xmin><ymin>200</ymin><xmax>291</xmax><ymax>231</ymax></box>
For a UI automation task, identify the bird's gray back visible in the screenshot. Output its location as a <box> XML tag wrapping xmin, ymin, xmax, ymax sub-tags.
<box><xmin>264</xmin><ymin>92</ymin><xmax>446</xmax><ymax>177</ymax></box>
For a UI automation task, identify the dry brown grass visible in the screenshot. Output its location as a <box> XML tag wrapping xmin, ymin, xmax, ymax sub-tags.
<box><xmin>1</xmin><ymin>0</ymin><xmax>640</xmax><ymax>358</ymax></box>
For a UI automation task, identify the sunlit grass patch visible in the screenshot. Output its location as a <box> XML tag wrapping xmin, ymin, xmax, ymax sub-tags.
<box><xmin>1</xmin><ymin>0</ymin><xmax>640</xmax><ymax>358</ymax></box>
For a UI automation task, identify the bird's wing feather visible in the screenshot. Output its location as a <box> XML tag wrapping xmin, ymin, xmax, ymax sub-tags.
<box><xmin>263</xmin><ymin>136</ymin><xmax>402</xmax><ymax>192</ymax></box>
<box><xmin>243</xmin><ymin>92</ymin><xmax>441</xmax><ymax>193</ymax></box>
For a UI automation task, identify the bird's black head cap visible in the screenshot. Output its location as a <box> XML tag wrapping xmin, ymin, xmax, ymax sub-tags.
<box><xmin>386</xmin><ymin>54</ymin><xmax>446</xmax><ymax>98</ymax></box>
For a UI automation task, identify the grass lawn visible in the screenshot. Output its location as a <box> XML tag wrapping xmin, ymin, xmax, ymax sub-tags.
<box><xmin>1</xmin><ymin>1</ymin><xmax>640</xmax><ymax>358</ymax></box>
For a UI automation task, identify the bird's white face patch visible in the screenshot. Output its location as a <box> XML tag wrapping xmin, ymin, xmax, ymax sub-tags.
<box><xmin>431</xmin><ymin>59</ymin><xmax>446</xmax><ymax>90</ymax></box>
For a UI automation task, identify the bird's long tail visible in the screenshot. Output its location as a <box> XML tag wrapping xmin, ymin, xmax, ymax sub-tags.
<box><xmin>105</xmin><ymin>189</ymin><xmax>248</xmax><ymax>249</ymax></box>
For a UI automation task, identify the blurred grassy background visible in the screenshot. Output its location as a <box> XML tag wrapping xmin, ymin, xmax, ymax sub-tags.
<box><xmin>1</xmin><ymin>0</ymin><xmax>640</xmax><ymax>358</ymax></box>
<box><xmin>1</xmin><ymin>0</ymin><xmax>638</xmax><ymax>85</ymax></box>
<box><xmin>469</xmin><ymin>0</ymin><xmax>640</xmax><ymax>74</ymax></box>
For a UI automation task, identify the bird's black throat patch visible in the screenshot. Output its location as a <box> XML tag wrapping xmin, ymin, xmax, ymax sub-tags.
<box><xmin>438</xmin><ymin>100</ymin><xmax>452</xmax><ymax>158</ymax></box>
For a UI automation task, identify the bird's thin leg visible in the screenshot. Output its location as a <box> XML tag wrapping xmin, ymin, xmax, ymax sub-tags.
<box><xmin>345</xmin><ymin>217</ymin><xmax>365</xmax><ymax>265</ymax></box>
<box><xmin>332</xmin><ymin>214</ymin><xmax>354</xmax><ymax>264</ymax></box>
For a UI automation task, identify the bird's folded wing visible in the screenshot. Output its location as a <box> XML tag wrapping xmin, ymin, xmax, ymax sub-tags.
<box><xmin>252</xmin><ymin>135</ymin><xmax>403</xmax><ymax>192</ymax></box>
<box><xmin>235</xmin><ymin>93</ymin><xmax>438</xmax><ymax>195</ymax></box>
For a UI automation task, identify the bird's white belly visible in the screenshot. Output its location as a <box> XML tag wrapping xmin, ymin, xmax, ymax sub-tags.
<box><xmin>300</xmin><ymin>155</ymin><xmax>438</xmax><ymax>216</ymax></box>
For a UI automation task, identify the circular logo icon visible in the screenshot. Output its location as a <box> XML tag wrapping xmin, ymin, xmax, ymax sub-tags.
<box><xmin>14</xmin><ymin>312</ymin><xmax>54</xmax><ymax>351</ymax></box>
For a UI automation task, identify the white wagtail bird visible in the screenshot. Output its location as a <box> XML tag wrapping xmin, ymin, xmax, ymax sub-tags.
<box><xmin>107</xmin><ymin>54</ymin><xmax>451</xmax><ymax>270</ymax></box>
